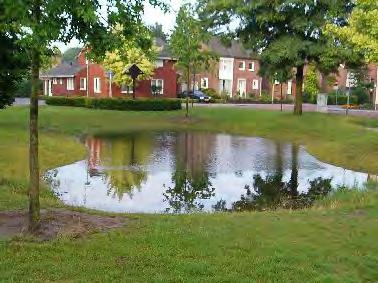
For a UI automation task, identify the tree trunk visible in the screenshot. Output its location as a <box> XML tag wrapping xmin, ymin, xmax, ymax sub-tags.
<box><xmin>29</xmin><ymin>0</ymin><xmax>41</xmax><ymax>232</ymax></box>
<box><xmin>280</xmin><ymin>83</ymin><xmax>283</xmax><ymax>111</ymax></box>
<box><xmin>186</xmin><ymin>66</ymin><xmax>190</xmax><ymax>117</ymax></box>
<box><xmin>294</xmin><ymin>65</ymin><xmax>304</xmax><ymax>115</ymax></box>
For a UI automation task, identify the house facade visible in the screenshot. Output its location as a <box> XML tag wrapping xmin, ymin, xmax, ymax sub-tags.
<box><xmin>40</xmin><ymin>39</ymin><xmax>179</xmax><ymax>98</ymax></box>
<box><xmin>188</xmin><ymin>39</ymin><xmax>263</xmax><ymax>98</ymax></box>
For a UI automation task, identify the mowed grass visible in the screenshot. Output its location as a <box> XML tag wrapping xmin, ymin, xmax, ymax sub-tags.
<box><xmin>0</xmin><ymin>105</ymin><xmax>377</xmax><ymax>282</ymax></box>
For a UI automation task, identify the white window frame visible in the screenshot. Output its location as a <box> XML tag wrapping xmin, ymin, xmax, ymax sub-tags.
<box><xmin>53</xmin><ymin>78</ymin><xmax>57</xmax><ymax>84</ymax></box>
<box><xmin>201</xmin><ymin>78</ymin><xmax>209</xmax><ymax>89</ymax></box>
<box><xmin>59</xmin><ymin>78</ymin><xmax>63</xmax><ymax>85</ymax></box>
<box><xmin>151</xmin><ymin>79</ymin><xmax>164</xmax><ymax>95</ymax></box>
<box><xmin>287</xmin><ymin>80</ymin><xmax>292</xmax><ymax>95</ymax></box>
<box><xmin>252</xmin><ymin>79</ymin><xmax>259</xmax><ymax>90</ymax></box>
<box><xmin>121</xmin><ymin>84</ymin><xmax>134</xmax><ymax>94</ymax></box>
<box><xmin>67</xmin><ymin>78</ymin><xmax>75</xmax><ymax>91</ymax></box>
<box><xmin>238</xmin><ymin>61</ymin><xmax>245</xmax><ymax>70</ymax></box>
<box><xmin>80</xmin><ymin>78</ymin><xmax>87</xmax><ymax>90</ymax></box>
<box><xmin>94</xmin><ymin>77</ymin><xmax>101</xmax><ymax>93</ymax></box>
<box><xmin>248</xmin><ymin>62</ymin><xmax>255</xmax><ymax>72</ymax></box>
<box><xmin>155</xmin><ymin>60</ymin><xmax>164</xmax><ymax>68</ymax></box>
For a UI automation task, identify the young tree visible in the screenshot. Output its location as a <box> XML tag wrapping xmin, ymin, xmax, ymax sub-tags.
<box><xmin>103</xmin><ymin>27</ymin><xmax>157</xmax><ymax>98</ymax></box>
<box><xmin>304</xmin><ymin>64</ymin><xmax>320</xmax><ymax>102</ymax></box>
<box><xmin>199</xmin><ymin>0</ymin><xmax>357</xmax><ymax>115</ymax></box>
<box><xmin>1</xmin><ymin>0</ymin><xmax>165</xmax><ymax>231</ymax></box>
<box><xmin>326</xmin><ymin>0</ymin><xmax>378</xmax><ymax>63</ymax></box>
<box><xmin>170</xmin><ymin>3</ymin><xmax>216</xmax><ymax>117</ymax></box>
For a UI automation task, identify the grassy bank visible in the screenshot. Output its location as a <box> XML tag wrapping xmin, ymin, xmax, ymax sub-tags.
<box><xmin>0</xmin><ymin>105</ymin><xmax>377</xmax><ymax>282</ymax></box>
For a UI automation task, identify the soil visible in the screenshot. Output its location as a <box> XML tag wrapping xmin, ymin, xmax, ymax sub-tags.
<box><xmin>0</xmin><ymin>209</ymin><xmax>126</xmax><ymax>241</ymax></box>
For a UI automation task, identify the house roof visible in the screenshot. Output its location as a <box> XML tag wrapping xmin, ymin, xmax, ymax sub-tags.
<box><xmin>206</xmin><ymin>38</ymin><xmax>253</xmax><ymax>59</ymax></box>
<box><xmin>40</xmin><ymin>61</ymin><xmax>85</xmax><ymax>78</ymax></box>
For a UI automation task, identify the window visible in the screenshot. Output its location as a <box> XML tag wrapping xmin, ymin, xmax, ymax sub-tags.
<box><xmin>248</xmin><ymin>62</ymin><xmax>255</xmax><ymax>72</ymax></box>
<box><xmin>238</xmin><ymin>61</ymin><xmax>245</xmax><ymax>70</ymax></box>
<box><xmin>287</xmin><ymin>80</ymin><xmax>292</xmax><ymax>95</ymax></box>
<box><xmin>151</xmin><ymin>79</ymin><xmax>164</xmax><ymax>95</ymax></box>
<box><xmin>53</xmin><ymin>78</ymin><xmax>57</xmax><ymax>84</ymax></box>
<box><xmin>67</xmin><ymin>78</ymin><xmax>74</xmax><ymax>90</ymax></box>
<box><xmin>94</xmin><ymin>77</ymin><xmax>101</xmax><ymax>93</ymax></box>
<box><xmin>80</xmin><ymin>78</ymin><xmax>87</xmax><ymax>90</ymax></box>
<box><xmin>346</xmin><ymin>71</ymin><xmax>356</xmax><ymax>88</ymax></box>
<box><xmin>155</xmin><ymin>60</ymin><xmax>164</xmax><ymax>68</ymax></box>
<box><xmin>58</xmin><ymin>78</ymin><xmax>63</xmax><ymax>85</ymax></box>
<box><xmin>201</xmin><ymin>78</ymin><xmax>209</xmax><ymax>89</ymax></box>
<box><xmin>121</xmin><ymin>84</ymin><xmax>133</xmax><ymax>94</ymax></box>
<box><xmin>252</xmin><ymin>79</ymin><xmax>259</xmax><ymax>90</ymax></box>
<box><xmin>274</xmin><ymin>80</ymin><xmax>280</xmax><ymax>85</ymax></box>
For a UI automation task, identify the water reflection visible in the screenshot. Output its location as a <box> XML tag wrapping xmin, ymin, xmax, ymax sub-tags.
<box><xmin>45</xmin><ymin>132</ymin><xmax>372</xmax><ymax>213</ymax></box>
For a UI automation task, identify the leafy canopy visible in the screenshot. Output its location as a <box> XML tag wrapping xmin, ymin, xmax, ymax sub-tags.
<box><xmin>326</xmin><ymin>0</ymin><xmax>378</xmax><ymax>63</ymax></box>
<box><xmin>103</xmin><ymin>26</ymin><xmax>157</xmax><ymax>87</ymax></box>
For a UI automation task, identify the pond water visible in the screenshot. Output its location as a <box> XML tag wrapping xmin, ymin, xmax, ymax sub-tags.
<box><xmin>45</xmin><ymin>132</ymin><xmax>373</xmax><ymax>213</ymax></box>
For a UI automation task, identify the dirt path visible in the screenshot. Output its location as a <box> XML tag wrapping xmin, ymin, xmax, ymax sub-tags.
<box><xmin>0</xmin><ymin>209</ymin><xmax>126</xmax><ymax>240</ymax></box>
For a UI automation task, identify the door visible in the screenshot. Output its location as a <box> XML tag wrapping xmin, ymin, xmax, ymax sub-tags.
<box><xmin>45</xmin><ymin>80</ymin><xmax>52</xmax><ymax>96</ymax></box>
<box><xmin>237</xmin><ymin>79</ymin><xmax>246</xmax><ymax>97</ymax></box>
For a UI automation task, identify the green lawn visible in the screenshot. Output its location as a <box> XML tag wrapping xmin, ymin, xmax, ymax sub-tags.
<box><xmin>0</xmin><ymin>105</ymin><xmax>377</xmax><ymax>282</ymax></box>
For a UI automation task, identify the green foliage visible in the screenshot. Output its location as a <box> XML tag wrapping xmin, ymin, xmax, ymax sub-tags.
<box><xmin>326</xmin><ymin>0</ymin><xmax>378</xmax><ymax>63</ymax></box>
<box><xmin>61</xmin><ymin>47</ymin><xmax>82</xmax><ymax>63</ymax></box>
<box><xmin>351</xmin><ymin>87</ymin><xmax>370</xmax><ymax>105</ymax></box>
<box><xmin>0</xmin><ymin>26</ymin><xmax>28</xmax><ymax>108</ymax></box>
<box><xmin>327</xmin><ymin>93</ymin><xmax>358</xmax><ymax>105</ymax></box>
<box><xmin>304</xmin><ymin>65</ymin><xmax>320</xmax><ymax>100</ymax></box>
<box><xmin>45</xmin><ymin>96</ymin><xmax>182</xmax><ymax>111</ymax></box>
<box><xmin>201</xmin><ymin>88</ymin><xmax>217</xmax><ymax>97</ymax></box>
<box><xmin>149</xmin><ymin>23</ymin><xmax>167</xmax><ymax>41</ymax></box>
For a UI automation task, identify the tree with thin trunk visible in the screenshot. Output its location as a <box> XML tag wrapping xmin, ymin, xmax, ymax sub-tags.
<box><xmin>198</xmin><ymin>0</ymin><xmax>360</xmax><ymax>115</ymax></box>
<box><xmin>170</xmin><ymin>3</ymin><xmax>216</xmax><ymax>117</ymax></box>
<box><xmin>1</xmin><ymin>0</ymin><xmax>165</xmax><ymax>232</ymax></box>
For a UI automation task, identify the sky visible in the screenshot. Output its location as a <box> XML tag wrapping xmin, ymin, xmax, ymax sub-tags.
<box><xmin>57</xmin><ymin>0</ymin><xmax>191</xmax><ymax>52</ymax></box>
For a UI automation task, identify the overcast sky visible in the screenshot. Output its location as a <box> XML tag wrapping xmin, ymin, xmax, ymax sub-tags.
<box><xmin>57</xmin><ymin>0</ymin><xmax>192</xmax><ymax>52</ymax></box>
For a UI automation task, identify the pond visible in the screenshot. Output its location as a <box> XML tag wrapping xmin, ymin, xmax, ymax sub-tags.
<box><xmin>45</xmin><ymin>131</ymin><xmax>373</xmax><ymax>213</ymax></box>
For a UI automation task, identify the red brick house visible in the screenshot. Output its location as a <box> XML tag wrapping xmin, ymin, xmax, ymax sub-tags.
<box><xmin>40</xmin><ymin>39</ymin><xmax>179</xmax><ymax>98</ymax></box>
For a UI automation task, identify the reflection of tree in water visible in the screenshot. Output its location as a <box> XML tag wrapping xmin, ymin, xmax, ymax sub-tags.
<box><xmin>213</xmin><ymin>143</ymin><xmax>333</xmax><ymax>212</ymax></box>
<box><xmin>164</xmin><ymin>132</ymin><xmax>216</xmax><ymax>213</ymax></box>
<box><xmin>86</xmin><ymin>134</ymin><xmax>153</xmax><ymax>200</ymax></box>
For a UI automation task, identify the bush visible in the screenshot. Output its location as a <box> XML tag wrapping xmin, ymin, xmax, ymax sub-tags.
<box><xmin>0</xmin><ymin>92</ymin><xmax>14</xmax><ymax>109</ymax></box>
<box><xmin>327</xmin><ymin>93</ymin><xmax>358</xmax><ymax>105</ymax></box>
<box><xmin>45</xmin><ymin>96</ymin><xmax>182</xmax><ymax>111</ymax></box>
<box><xmin>351</xmin><ymin>87</ymin><xmax>369</xmax><ymax>105</ymax></box>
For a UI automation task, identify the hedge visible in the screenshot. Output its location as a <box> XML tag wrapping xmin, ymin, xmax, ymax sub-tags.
<box><xmin>327</xmin><ymin>95</ymin><xmax>358</xmax><ymax>105</ymax></box>
<box><xmin>45</xmin><ymin>96</ymin><xmax>182</xmax><ymax>111</ymax></box>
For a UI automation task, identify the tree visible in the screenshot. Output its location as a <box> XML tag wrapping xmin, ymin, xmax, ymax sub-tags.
<box><xmin>326</xmin><ymin>0</ymin><xmax>378</xmax><ymax>63</ymax></box>
<box><xmin>62</xmin><ymin>47</ymin><xmax>82</xmax><ymax>63</ymax></box>
<box><xmin>304</xmin><ymin>64</ymin><xmax>320</xmax><ymax>102</ymax></box>
<box><xmin>170</xmin><ymin>3</ymin><xmax>217</xmax><ymax>117</ymax></box>
<box><xmin>150</xmin><ymin>22</ymin><xmax>167</xmax><ymax>41</ymax></box>
<box><xmin>0</xmin><ymin>24</ymin><xmax>28</xmax><ymax>108</ymax></box>
<box><xmin>103</xmin><ymin>26</ymin><xmax>157</xmax><ymax>97</ymax></box>
<box><xmin>1</xmin><ymin>0</ymin><xmax>165</xmax><ymax>231</ymax></box>
<box><xmin>198</xmin><ymin>0</ymin><xmax>357</xmax><ymax>115</ymax></box>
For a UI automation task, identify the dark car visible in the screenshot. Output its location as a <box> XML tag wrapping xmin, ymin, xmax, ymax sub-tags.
<box><xmin>181</xmin><ymin>90</ymin><xmax>211</xmax><ymax>103</ymax></box>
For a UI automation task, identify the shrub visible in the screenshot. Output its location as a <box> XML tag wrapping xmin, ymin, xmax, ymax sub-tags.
<box><xmin>45</xmin><ymin>96</ymin><xmax>182</xmax><ymax>111</ymax></box>
<box><xmin>351</xmin><ymin>87</ymin><xmax>369</xmax><ymax>105</ymax></box>
<box><xmin>0</xmin><ymin>92</ymin><xmax>14</xmax><ymax>109</ymax></box>
<box><xmin>327</xmin><ymin>93</ymin><xmax>358</xmax><ymax>105</ymax></box>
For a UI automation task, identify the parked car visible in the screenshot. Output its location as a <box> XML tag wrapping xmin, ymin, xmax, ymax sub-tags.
<box><xmin>181</xmin><ymin>90</ymin><xmax>211</xmax><ymax>103</ymax></box>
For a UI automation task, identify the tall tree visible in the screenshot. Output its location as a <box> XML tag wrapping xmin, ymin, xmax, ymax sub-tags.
<box><xmin>170</xmin><ymin>3</ymin><xmax>217</xmax><ymax>117</ymax></box>
<box><xmin>198</xmin><ymin>0</ymin><xmax>357</xmax><ymax>115</ymax></box>
<box><xmin>61</xmin><ymin>47</ymin><xmax>82</xmax><ymax>63</ymax></box>
<box><xmin>150</xmin><ymin>22</ymin><xmax>167</xmax><ymax>41</ymax></box>
<box><xmin>1</xmin><ymin>0</ymin><xmax>165</xmax><ymax>231</ymax></box>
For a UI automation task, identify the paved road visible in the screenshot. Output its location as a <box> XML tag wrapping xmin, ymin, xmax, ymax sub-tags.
<box><xmin>195</xmin><ymin>103</ymin><xmax>378</xmax><ymax>118</ymax></box>
<box><xmin>13</xmin><ymin>98</ymin><xmax>46</xmax><ymax>106</ymax></box>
